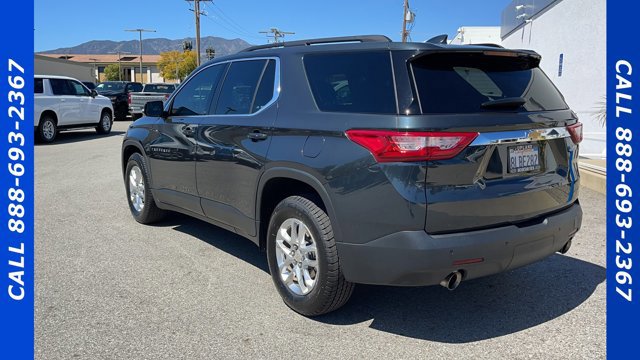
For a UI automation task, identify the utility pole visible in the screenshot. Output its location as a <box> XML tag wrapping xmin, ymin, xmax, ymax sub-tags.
<box><xmin>259</xmin><ymin>28</ymin><xmax>295</xmax><ymax>43</ymax></box>
<box><xmin>401</xmin><ymin>0</ymin><xmax>409</xmax><ymax>42</ymax></box>
<box><xmin>108</xmin><ymin>50</ymin><xmax>131</xmax><ymax>81</ymax></box>
<box><xmin>88</xmin><ymin>58</ymin><xmax>98</xmax><ymax>83</ymax></box>
<box><xmin>401</xmin><ymin>0</ymin><xmax>415</xmax><ymax>42</ymax></box>
<box><xmin>125</xmin><ymin>28</ymin><xmax>156</xmax><ymax>83</ymax></box>
<box><xmin>187</xmin><ymin>0</ymin><xmax>212</xmax><ymax>67</ymax></box>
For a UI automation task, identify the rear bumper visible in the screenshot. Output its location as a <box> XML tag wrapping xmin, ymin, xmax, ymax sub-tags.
<box><xmin>336</xmin><ymin>202</ymin><xmax>582</xmax><ymax>286</ymax></box>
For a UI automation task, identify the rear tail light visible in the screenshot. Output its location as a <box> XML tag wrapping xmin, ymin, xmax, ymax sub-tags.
<box><xmin>567</xmin><ymin>122</ymin><xmax>583</xmax><ymax>144</ymax></box>
<box><xmin>127</xmin><ymin>93</ymin><xmax>132</xmax><ymax>105</ymax></box>
<box><xmin>345</xmin><ymin>129</ymin><xmax>478</xmax><ymax>162</ymax></box>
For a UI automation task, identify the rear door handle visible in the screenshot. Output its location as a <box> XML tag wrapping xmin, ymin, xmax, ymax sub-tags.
<box><xmin>247</xmin><ymin>131</ymin><xmax>268</xmax><ymax>141</ymax></box>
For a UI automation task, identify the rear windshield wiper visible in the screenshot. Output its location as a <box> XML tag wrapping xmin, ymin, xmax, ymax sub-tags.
<box><xmin>480</xmin><ymin>97</ymin><xmax>526</xmax><ymax>110</ymax></box>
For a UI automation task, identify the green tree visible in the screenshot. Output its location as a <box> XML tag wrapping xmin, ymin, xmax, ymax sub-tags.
<box><xmin>103</xmin><ymin>64</ymin><xmax>121</xmax><ymax>81</ymax></box>
<box><xmin>158</xmin><ymin>50</ymin><xmax>197</xmax><ymax>82</ymax></box>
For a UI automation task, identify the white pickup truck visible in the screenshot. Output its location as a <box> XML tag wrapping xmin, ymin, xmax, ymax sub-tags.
<box><xmin>34</xmin><ymin>75</ymin><xmax>114</xmax><ymax>143</ymax></box>
<box><xmin>128</xmin><ymin>83</ymin><xmax>177</xmax><ymax>117</ymax></box>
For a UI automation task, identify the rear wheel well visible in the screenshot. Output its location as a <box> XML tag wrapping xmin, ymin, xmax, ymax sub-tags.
<box><xmin>39</xmin><ymin>110</ymin><xmax>58</xmax><ymax>125</ymax></box>
<box><xmin>259</xmin><ymin>177</ymin><xmax>326</xmax><ymax>251</ymax></box>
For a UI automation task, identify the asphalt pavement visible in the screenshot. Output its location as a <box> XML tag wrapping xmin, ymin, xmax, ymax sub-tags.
<box><xmin>35</xmin><ymin>121</ymin><xmax>606</xmax><ymax>359</ymax></box>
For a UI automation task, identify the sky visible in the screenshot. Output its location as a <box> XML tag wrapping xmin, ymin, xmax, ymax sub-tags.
<box><xmin>34</xmin><ymin>0</ymin><xmax>512</xmax><ymax>52</ymax></box>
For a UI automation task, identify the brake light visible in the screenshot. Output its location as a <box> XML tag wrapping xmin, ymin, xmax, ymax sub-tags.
<box><xmin>127</xmin><ymin>93</ymin><xmax>132</xmax><ymax>105</ymax></box>
<box><xmin>567</xmin><ymin>122</ymin><xmax>583</xmax><ymax>144</ymax></box>
<box><xmin>345</xmin><ymin>130</ymin><xmax>478</xmax><ymax>162</ymax></box>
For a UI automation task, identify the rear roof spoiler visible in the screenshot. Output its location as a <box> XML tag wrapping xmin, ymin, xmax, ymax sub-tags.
<box><xmin>425</xmin><ymin>34</ymin><xmax>448</xmax><ymax>44</ymax></box>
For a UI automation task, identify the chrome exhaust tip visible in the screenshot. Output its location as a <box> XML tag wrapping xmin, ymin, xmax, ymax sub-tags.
<box><xmin>440</xmin><ymin>271</ymin><xmax>462</xmax><ymax>291</ymax></box>
<box><xmin>559</xmin><ymin>239</ymin><xmax>572</xmax><ymax>254</ymax></box>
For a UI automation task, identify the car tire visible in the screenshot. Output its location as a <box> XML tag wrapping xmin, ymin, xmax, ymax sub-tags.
<box><xmin>37</xmin><ymin>115</ymin><xmax>57</xmax><ymax>143</ymax></box>
<box><xmin>125</xmin><ymin>153</ymin><xmax>166</xmax><ymax>224</ymax></box>
<box><xmin>96</xmin><ymin>110</ymin><xmax>113</xmax><ymax>134</ymax></box>
<box><xmin>267</xmin><ymin>195</ymin><xmax>354</xmax><ymax>316</ymax></box>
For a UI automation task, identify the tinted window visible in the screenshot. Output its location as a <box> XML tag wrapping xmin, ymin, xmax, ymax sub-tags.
<box><xmin>143</xmin><ymin>84</ymin><xmax>175</xmax><ymax>93</ymax></box>
<box><xmin>96</xmin><ymin>82</ymin><xmax>125</xmax><ymax>92</ymax></box>
<box><xmin>252</xmin><ymin>60</ymin><xmax>276</xmax><ymax>113</ymax></box>
<box><xmin>49</xmin><ymin>79</ymin><xmax>74</xmax><ymax>95</ymax></box>
<box><xmin>214</xmin><ymin>60</ymin><xmax>266</xmax><ymax>115</ymax></box>
<box><xmin>304</xmin><ymin>52</ymin><xmax>396</xmax><ymax>114</ymax></box>
<box><xmin>411</xmin><ymin>53</ymin><xmax>568</xmax><ymax>113</ymax></box>
<box><xmin>171</xmin><ymin>64</ymin><xmax>226</xmax><ymax>116</ymax></box>
<box><xmin>34</xmin><ymin>78</ymin><xmax>43</xmax><ymax>94</ymax></box>
<box><xmin>127</xmin><ymin>83</ymin><xmax>143</xmax><ymax>92</ymax></box>
<box><xmin>70</xmin><ymin>80</ymin><xmax>89</xmax><ymax>96</ymax></box>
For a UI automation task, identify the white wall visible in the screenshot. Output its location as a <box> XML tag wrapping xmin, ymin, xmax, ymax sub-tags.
<box><xmin>34</xmin><ymin>55</ymin><xmax>94</xmax><ymax>82</ymax></box>
<box><xmin>502</xmin><ymin>0</ymin><xmax>606</xmax><ymax>158</ymax></box>
<box><xmin>450</xmin><ymin>27</ymin><xmax>502</xmax><ymax>45</ymax></box>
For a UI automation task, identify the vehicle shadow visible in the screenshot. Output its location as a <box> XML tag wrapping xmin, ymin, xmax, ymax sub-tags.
<box><xmin>37</xmin><ymin>130</ymin><xmax>126</xmax><ymax>145</ymax></box>
<box><xmin>161</xmin><ymin>213</ymin><xmax>605</xmax><ymax>343</ymax></box>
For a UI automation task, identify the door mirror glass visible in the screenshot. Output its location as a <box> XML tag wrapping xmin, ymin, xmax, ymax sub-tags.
<box><xmin>144</xmin><ymin>101</ymin><xmax>165</xmax><ymax>117</ymax></box>
<box><xmin>90</xmin><ymin>89</ymin><xmax>98</xmax><ymax>97</ymax></box>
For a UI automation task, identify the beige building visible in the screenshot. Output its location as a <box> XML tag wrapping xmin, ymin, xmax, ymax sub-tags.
<box><xmin>35</xmin><ymin>54</ymin><xmax>95</xmax><ymax>82</ymax></box>
<box><xmin>37</xmin><ymin>53</ymin><xmax>169</xmax><ymax>84</ymax></box>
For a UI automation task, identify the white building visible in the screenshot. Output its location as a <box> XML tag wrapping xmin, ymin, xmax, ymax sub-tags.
<box><xmin>449</xmin><ymin>26</ymin><xmax>502</xmax><ymax>45</ymax></box>
<box><xmin>500</xmin><ymin>0</ymin><xmax>606</xmax><ymax>159</ymax></box>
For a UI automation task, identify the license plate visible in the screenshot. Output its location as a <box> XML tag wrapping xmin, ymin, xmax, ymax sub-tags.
<box><xmin>508</xmin><ymin>144</ymin><xmax>540</xmax><ymax>173</ymax></box>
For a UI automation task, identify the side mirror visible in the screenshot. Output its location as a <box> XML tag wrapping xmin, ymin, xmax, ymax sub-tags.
<box><xmin>144</xmin><ymin>101</ymin><xmax>166</xmax><ymax>118</ymax></box>
<box><xmin>90</xmin><ymin>89</ymin><xmax>98</xmax><ymax>97</ymax></box>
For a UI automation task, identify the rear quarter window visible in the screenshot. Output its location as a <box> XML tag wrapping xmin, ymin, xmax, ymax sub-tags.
<box><xmin>304</xmin><ymin>52</ymin><xmax>397</xmax><ymax>114</ymax></box>
<box><xmin>34</xmin><ymin>78</ymin><xmax>43</xmax><ymax>94</ymax></box>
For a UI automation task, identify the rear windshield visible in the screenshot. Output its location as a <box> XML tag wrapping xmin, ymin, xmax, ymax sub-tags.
<box><xmin>411</xmin><ymin>53</ymin><xmax>568</xmax><ymax>114</ymax></box>
<box><xmin>143</xmin><ymin>84</ymin><xmax>175</xmax><ymax>93</ymax></box>
<box><xmin>96</xmin><ymin>82</ymin><xmax>125</xmax><ymax>92</ymax></box>
<box><xmin>304</xmin><ymin>52</ymin><xmax>396</xmax><ymax>114</ymax></box>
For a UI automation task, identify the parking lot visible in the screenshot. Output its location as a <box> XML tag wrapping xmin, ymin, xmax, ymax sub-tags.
<box><xmin>35</xmin><ymin>121</ymin><xmax>606</xmax><ymax>359</ymax></box>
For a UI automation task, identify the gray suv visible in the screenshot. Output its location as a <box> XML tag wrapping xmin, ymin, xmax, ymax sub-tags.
<box><xmin>121</xmin><ymin>35</ymin><xmax>583</xmax><ymax>315</ymax></box>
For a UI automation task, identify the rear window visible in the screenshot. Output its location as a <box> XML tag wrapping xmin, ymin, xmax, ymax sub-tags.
<box><xmin>304</xmin><ymin>52</ymin><xmax>396</xmax><ymax>114</ymax></box>
<box><xmin>143</xmin><ymin>84</ymin><xmax>175</xmax><ymax>93</ymax></box>
<box><xmin>411</xmin><ymin>53</ymin><xmax>568</xmax><ymax>114</ymax></box>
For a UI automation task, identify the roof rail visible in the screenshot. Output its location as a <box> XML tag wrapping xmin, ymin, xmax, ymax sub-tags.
<box><xmin>241</xmin><ymin>35</ymin><xmax>392</xmax><ymax>52</ymax></box>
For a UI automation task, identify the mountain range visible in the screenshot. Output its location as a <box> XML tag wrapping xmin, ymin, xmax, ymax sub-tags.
<box><xmin>40</xmin><ymin>36</ymin><xmax>253</xmax><ymax>57</ymax></box>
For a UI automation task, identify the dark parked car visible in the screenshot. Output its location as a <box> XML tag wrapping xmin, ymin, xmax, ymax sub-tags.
<box><xmin>82</xmin><ymin>81</ymin><xmax>96</xmax><ymax>90</ymax></box>
<box><xmin>121</xmin><ymin>35</ymin><xmax>583</xmax><ymax>316</ymax></box>
<box><xmin>96</xmin><ymin>81</ymin><xmax>143</xmax><ymax>120</ymax></box>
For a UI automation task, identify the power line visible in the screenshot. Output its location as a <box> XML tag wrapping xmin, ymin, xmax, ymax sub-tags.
<box><xmin>200</xmin><ymin>5</ymin><xmax>262</xmax><ymax>40</ymax></box>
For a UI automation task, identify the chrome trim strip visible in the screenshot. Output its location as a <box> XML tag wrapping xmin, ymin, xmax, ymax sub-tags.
<box><xmin>470</xmin><ymin>127</ymin><xmax>570</xmax><ymax>146</ymax></box>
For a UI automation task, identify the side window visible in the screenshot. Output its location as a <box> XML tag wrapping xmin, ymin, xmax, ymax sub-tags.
<box><xmin>69</xmin><ymin>80</ymin><xmax>89</xmax><ymax>96</ymax></box>
<box><xmin>34</xmin><ymin>78</ymin><xmax>44</xmax><ymax>94</ymax></box>
<box><xmin>127</xmin><ymin>83</ymin><xmax>143</xmax><ymax>93</ymax></box>
<box><xmin>214</xmin><ymin>60</ymin><xmax>266</xmax><ymax>115</ymax></box>
<box><xmin>252</xmin><ymin>60</ymin><xmax>276</xmax><ymax>113</ymax></box>
<box><xmin>304</xmin><ymin>52</ymin><xmax>397</xmax><ymax>114</ymax></box>
<box><xmin>171</xmin><ymin>64</ymin><xmax>226</xmax><ymax>116</ymax></box>
<box><xmin>49</xmin><ymin>79</ymin><xmax>73</xmax><ymax>96</ymax></box>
